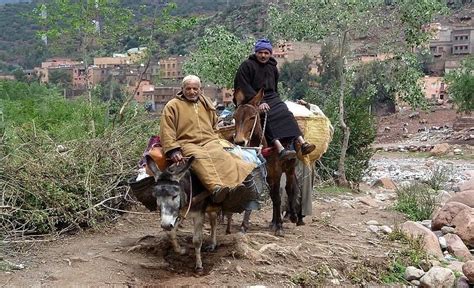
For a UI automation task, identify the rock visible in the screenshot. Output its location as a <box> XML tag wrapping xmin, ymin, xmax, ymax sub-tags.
<box><xmin>441</xmin><ymin>226</ymin><xmax>456</xmax><ymax>235</ymax></box>
<box><xmin>445</xmin><ymin>233</ymin><xmax>473</xmax><ymax>261</ymax></box>
<box><xmin>421</xmin><ymin>220</ymin><xmax>432</xmax><ymax>229</ymax></box>
<box><xmin>358</xmin><ymin>196</ymin><xmax>378</xmax><ymax>208</ymax></box>
<box><xmin>380</xmin><ymin>225</ymin><xmax>393</xmax><ymax>234</ymax></box>
<box><xmin>419</xmin><ymin>259</ymin><xmax>433</xmax><ymax>272</ymax></box>
<box><xmin>462</xmin><ymin>261</ymin><xmax>474</xmax><ymax>284</ymax></box>
<box><xmin>372</xmin><ymin>177</ymin><xmax>397</xmax><ymax>190</ymax></box>
<box><xmin>452</xmin><ymin>208</ymin><xmax>474</xmax><ymax>247</ymax></box>
<box><xmin>409</xmin><ymin>112</ymin><xmax>420</xmax><ymax>119</ymax></box>
<box><xmin>411</xmin><ymin>279</ymin><xmax>421</xmax><ymax>286</ymax></box>
<box><xmin>439</xmin><ymin>236</ymin><xmax>447</xmax><ymax>249</ymax></box>
<box><xmin>459</xmin><ymin>178</ymin><xmax>474</xmax><ymax>193</ymax></box>
<box><xmin>419</xmin><ymin>267</ymin><xmax>455</xmax><ymax>288</ymax></box>
<box><xmin>430</xmin><ymin>143</ymin><xmax>450</xmax><ymax>156</ymax></box>
<box><xmin>432</xmin><ymin>202</ymin><xmax>471</xmax><ymax>230</ymax></box>
<box><xmin>446</xmin><ymin>260</ymin><xmax>465</xmax><ymax>275</ymax></box>
<box><xmin>436</xmin><ymin>190</ymin><xmax>453</xmax><ymax>206</ymax></box>
<box><xmin>456</xmin><ymin>276</ymin><xmax>470</xmax><ymax>288</ymax></box>
<box><xmin>384</xmin><ymin>126</ymin><xmax>391</xmax><ymax>131</ymax></box>
<box><xmin>405</xmin><ymin>266</ymin><xmax>425</xmax><ymax>281</ymax></box>
<box><xmin>366</xmin><ymin>220</ymin><xmax>379</xmax><ymax>226</ymax></box>
<box><xmin>447</xmin><ymin>191</ymin><xmax>474</xmax><ymax>208</ymax></box>
<box><xmin>368</xmin><ymin>225</ymin><xmax>379</xmax><ymax>233</ymax></box>
<box><xmin>401</xmin><ymin>221</ymin><xmax>443</xmax><ymax>258</ymax></box>
<box><xmin>454</xmin><ymin>148</ymin><xmax>462</xmax><ymax>155</ymax></box>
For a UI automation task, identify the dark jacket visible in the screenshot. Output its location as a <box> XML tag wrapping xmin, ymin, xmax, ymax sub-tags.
<box><xmin>233</xmin><ymin>54</ymin><xmax>301</xmax><ymax>143</ymax></box>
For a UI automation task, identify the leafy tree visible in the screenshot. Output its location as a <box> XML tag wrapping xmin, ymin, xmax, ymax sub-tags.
<box><xmin>34</xmin><ymin>0</ymin><xmax>133</xmax><ymax>137</ymax></box>
<box><xmin>183</xmin><ymin>25</ymin><xmax>254</xmax><ymax>89</ymax></box>
<box><xmin>49</xmin><ymin>69</ymin><xmax>72</xmax><ymax>88</ymax></box>
<box><xmin>269</xmin><ymin>0</ymin><xmax>446</xmax><ymax>186</ymax></box>
<box><xmin>445</xmin><ymin>55</ymin><xmax>474</xmax><ymax>113</ymax></box>
<box><xmin>279</xmin><ymin>55</ymin><xmax>315</xmax><ymax>100</ymax></box>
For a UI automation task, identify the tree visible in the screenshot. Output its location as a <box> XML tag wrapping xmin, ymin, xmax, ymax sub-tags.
<box><xmin>34</xmin><ymin>0</ymin><xmax>133</xmax><ymax>136</ymax></box>
<box><xmin>445</xmin><ymin>55</ymin><xmax>474</xmax><ymax>114</ymax></box>
<box><xmin>183</xmin><ymin>26</ymin><xmax>254</xmax><ymax>89</ymax></box>
<box><xmin>269</xmin><ymin>0</ymin><xmax>446</xmax><ymax>186</ymax></box>
<box><xmin>279</xmin><ymin>55</ymin><xmax>315</xmax><ymax>100</ymax></box>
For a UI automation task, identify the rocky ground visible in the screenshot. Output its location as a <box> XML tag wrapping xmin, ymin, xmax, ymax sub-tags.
<box><xmin>1</xmin><ymin>107</ymin><xmax>473</xmax><ymax>287</ymax></box>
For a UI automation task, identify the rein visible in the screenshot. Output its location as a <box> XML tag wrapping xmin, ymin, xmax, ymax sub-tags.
<box><xmin>181</xmin><ymin>173</ymin><xmax>193</xmax><ymax>219</ymax></box>
<box><xmin>244</xmin><ymin>104</ymin><xmax>267</xmax><ymax>148</ymax></box>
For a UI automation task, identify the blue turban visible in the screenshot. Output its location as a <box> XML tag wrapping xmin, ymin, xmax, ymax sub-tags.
<box><xmin>254</xmin><ymin>38</ymin><xmax>273</xmax><ymax>53</ymax></box>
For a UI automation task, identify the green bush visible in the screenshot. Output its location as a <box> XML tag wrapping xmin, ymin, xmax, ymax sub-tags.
<box><xmin>0</xmin><ymin>80</ymin><xmax>157</xmax><ymax>239</ymax></box>
<box><xmin>426</xmin><ymin>165</ymin><xmax>451</xmax><ymax>191</ymax></box>
<box><xmin>394</xmin><ymin>183</ymin><xmax>438</xmax><ymax>221</ymax></box>
<box><xmin>314</xmin><ymin>88</ymin><xmax>376</xmax><ymax>183</ymax></box>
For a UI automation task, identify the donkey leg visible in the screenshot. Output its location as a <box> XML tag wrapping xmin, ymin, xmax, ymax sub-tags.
<box><xmin>285</xmin><ymin>173</ymin><xmax>298</xmax><ymax>224</ymax></box>
<box><xmin>203</xmin><ymin>211</ymin><xmax>218</xmax><ymax>252</ymax></box>
<box><xmin>240</xmin><ymin>210</ymin><xmax>251</xmax><ymax>233</ymax></box>
<box><xmin>269</xmin><ymin>183</ymin><xmax>284</xmax><ymax>237</ymax></box>
<box><xmin>192</xmin><ymin>213</ymin><xmax>205</xmax><ymax>273</ymax></box>
<box><xmin>168</xmin><ymin>227</ymin><xmax>186</xmax><ymax>255</ymax></box>
<box><xmin>225</xmin><ymin>212</ymin><xmax>232</xmax><ymax>235</ymax></box>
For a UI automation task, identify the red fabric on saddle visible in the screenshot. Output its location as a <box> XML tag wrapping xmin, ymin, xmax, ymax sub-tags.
<box><xmin>261</xmin><ymin>147</ymin><xmax>275</xmax><ymax>158</ymax></box>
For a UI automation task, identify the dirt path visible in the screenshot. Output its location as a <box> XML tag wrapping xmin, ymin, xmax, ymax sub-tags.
<box><xmin>1</xmin><ymin>187</ymin><xmax>405</xmax><ymax>287</ymax></box>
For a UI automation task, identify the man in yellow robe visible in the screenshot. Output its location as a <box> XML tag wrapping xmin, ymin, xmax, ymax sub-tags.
<box><xmin>160</xmin><ymin>75</ymin><xmax>256</xmax><ymax>202</ymax></box>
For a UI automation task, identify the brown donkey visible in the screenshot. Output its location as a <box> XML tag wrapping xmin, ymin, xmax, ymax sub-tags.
<box><xmin>232</xmin><ymin>89</ymin><xmax>299</xmax><ymax>236</ymax></box>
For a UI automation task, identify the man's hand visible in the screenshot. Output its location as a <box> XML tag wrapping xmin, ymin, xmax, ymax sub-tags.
<box><xmin>258</xmin><ymin>103</ymin><xmax>270</xmax><ymax>113</ymax></box>
<box><xmin>170</xmin><ymin>150</ymin><xmax>184</xmax><ymax>164</ymax></box>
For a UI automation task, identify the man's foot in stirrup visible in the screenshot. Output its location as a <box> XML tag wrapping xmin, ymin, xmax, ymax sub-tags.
<box><xmin>212</xmin><ymin>186</ymin><xmax>230</xmax><ymax>203</ymax></box>
<box><xmin>279</xmin><ymin>149</ymin><xmax>296</xmax><ymax>161</ymax></box>
<box><xmin>301</xmin><ymin>142</ymin><xmax>316</xmax><ymax>155</ymax></box>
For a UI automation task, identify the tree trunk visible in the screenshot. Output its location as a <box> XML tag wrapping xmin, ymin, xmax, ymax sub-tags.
<box><xmin>336</xmin><ymin>30</ymin><xmax>350</xmax><ymax>187</ymax></box>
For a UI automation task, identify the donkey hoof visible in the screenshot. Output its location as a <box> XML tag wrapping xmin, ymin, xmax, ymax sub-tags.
<box><xmin>203</xmin><ymin>244</ymin><xmax>217</xmax><ymax>252</ymax></box>
<box><xmin>296</xmin><ymin>219</ymin><xmax>306</xmax><ymax>226</ymax></box>
<box><xmin>240</xmin><ymin>226</ymin><xmax>248</xmax><ymax>234</ymax></box>
<box><xmin>225</xmin><ymin>229</ymin><xmax>232</xmax><ymax>235</ymax></box>
<box><xmin>274</xmin><ymin>229</ymin><xmax>285</xmax><ymax>237</ymax></box>
<box><xmin>289</xmin><ymin>214</ymin><xmax>298</xmax><ymax>224</ymax></box>
<box><xmin>195</xmin><ymin>267</ymin><xmax>204</xmax><ymax>275</ymax></box>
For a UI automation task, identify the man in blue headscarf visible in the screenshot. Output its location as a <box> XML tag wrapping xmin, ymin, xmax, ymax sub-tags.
<box><xmin>234</xmin><ymin>38</ymin><xmax>315</xmax><ymax>160</ymax></box>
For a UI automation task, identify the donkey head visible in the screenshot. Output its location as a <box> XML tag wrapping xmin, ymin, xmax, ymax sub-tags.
<box><xmin>146</xmin><ymin>155</ymin><xmax>195</xmax><ymax>231</ymax></box>
<box><xmin>233</xmin><ymin>88</ymin><xmax>264</xmax><ymax>147</ymax></box>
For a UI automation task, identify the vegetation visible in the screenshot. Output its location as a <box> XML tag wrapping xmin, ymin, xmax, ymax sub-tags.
<box><xmin>183</xmin><ymin>25</ymin><xmax>254</xmax><ymax>88</ymax></box>
<box><xmin>445</xmin><ymin>55</ymin><xmax>474</xmax><ymax>113</ymax></box>
<box><xmin>426</xmin><ymin>165</ymin><xmax>451</xmax><ymax>191</ymax></box>
<box><xmin>269</xmin><ymin>0</ymin><xmax>446</xmax><ymax>185</ymax></box>
<box><xmin>382</xmin><ymin>230</ymin><xmax>428</xmax><ymax>284</ymax></box>
<box><xmin>0</xmin><ymin>80</ymin><xmax>155</xmax><ymax>239</ymax></box>
<box><xmin>394</xmin><ymin>183</ymin><xmax>438</xmax><ymax>221</ymax></box>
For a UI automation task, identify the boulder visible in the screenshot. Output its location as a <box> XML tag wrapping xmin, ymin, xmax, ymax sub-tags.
<box><xmin>372</xmin><ymin>177</ymin><xmax>397</xmax><ymax>190</ymax></box>
<box><xmin>462</xmin><ymin>261</ymin><xmax>474</xmax><ymax>284</ymax></box>
<box><xmin>444</xmin><ymin>233</ymin><xmax>473</xmax><ymax>261</ymax></box>
<box><xmin>401</xmin><ymin>221</ymin><xmax>443</xmax><ymax>258</ymax></box>
<box><xmin>419</xmin><ymin>267</ymin><xmax>455</xmax><ymax>288</ymax></box>
<box><xmin>447</xmin><ymin>190</ymin><xmax>474</xmax><ymax>208</ymax></box>
<box><xmin>405</xmin><ymin>266</ymin><xmax>425</xmax><ymax>281</ymax></box>
<box><xmin>430</xmin><ymin>143</ymin><xmax>450</xmax><ymax>156</ymax></box>
<box><xmin>445</xmin><ymin>260</ymin><xmax>465</xmax><ymax>275</ymax></box>
<box><xmin>456</xmin><ymin>276</ymin><xmax>470</xmax><ymax>288</ymax></box>
<box><xmin>452</xmin><ymin>208</ymin><xmax>474</xmax><ymax>247</ymax></box>
<box><xmin>459</xmin><ymin>179</ymin><xmax>474</xmax><ymax>193</ymax></box>
<box><xmin>431</xmin><ymin>202</ymin><xmax>471</xmax><ymax>230</ymax></box>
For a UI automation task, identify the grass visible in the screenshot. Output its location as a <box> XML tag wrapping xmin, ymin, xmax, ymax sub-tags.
<box><xmin>393</xmin><ymin>183</ymin><xmax>438</xmax><ymax>221</ymax></box>
<box><xmin>381</xmin><ymin>229</ymin><xmax>428</xmax><ymax>284</ymax></box>
<box><xmin>316</xmin><ymin>185</ymin><xmax>354</xmax><ymax>195</ymax></box>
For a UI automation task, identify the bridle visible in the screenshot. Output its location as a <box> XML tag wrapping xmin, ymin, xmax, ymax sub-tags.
<box><xmin>238</xmin><ymin>104</ymin><xmax>267</xmax><ymax>148</ymax></box>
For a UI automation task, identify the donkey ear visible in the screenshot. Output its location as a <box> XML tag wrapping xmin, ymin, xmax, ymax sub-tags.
<box><xmin>233</xmin><ymin>89</ymin><xmax>245</xmax><ymax>106</ymax></box>
<box><xmin>164</xmin><ymin>156</ymin><xmax>194</xmax><ymax>182</ymax></box>
<box><xmin>145</xmin><ymin>155</ymin><xmax>160</xmax><ymax>180</ymax></box>
<box><xmin>248</xmin><ymin>88</ymin><xmax>264</xmax><ymax>107</ymax></box>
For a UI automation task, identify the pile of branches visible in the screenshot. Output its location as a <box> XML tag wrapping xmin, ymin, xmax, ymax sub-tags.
<box><xmin>0</xmin><ymin>117</ymin><xmax>154</xmax><ymax>241</ymax></box>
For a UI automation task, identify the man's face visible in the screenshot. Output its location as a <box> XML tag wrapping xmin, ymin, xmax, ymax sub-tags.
<box><xmin>182</xmin><ymin>80</ymin><xmax>201</xmax><ymax>102</ymax></box>
<box><xmin>255</xmin><ymin>49</ymin><xmax>271</xmax><ymax>64</ymax></box>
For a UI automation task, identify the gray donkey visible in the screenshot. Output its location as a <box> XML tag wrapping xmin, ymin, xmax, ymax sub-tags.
<box><xmin>145</xmin><ymin>155</ymin><xmax>219</xmax><ymax>273</ymax></box>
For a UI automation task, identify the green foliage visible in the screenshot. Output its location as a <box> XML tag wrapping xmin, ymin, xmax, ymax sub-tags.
<box><xmin>279</xmin><ymin>56</ymin><xmax>315</xmax><ymax>100</ymax></box>
<box><xmin>183</xmin><ymin>26</ymin><xmax>254</xmax><ymax>88</ymax></box>
<box><xmin>48</xmin><ymin>69</ymin><xmax>72</xmax><ymax>88</ymax></box>
<box><xmin>445</xmin><ymin>55</ymin><xmax>474</xmax><ymax>113</ymax></box>
<box><xmin>34</xmin><ymin>0</ymin><xmax>133</xmax><ymax>62</ymax></box>
<box><xmin>0</xmin><ymin>80</ymin><xmax>156</xmax><ymax>238</ymax></box>
<box><xmin>382</xmin><ymin>230</ymin><xmax>428</xmax><ymax>284</ymax></box>
<box><xmin>394</xmin><ymin>183</ymin><xmax>438</xmax><ymax>221</ymax></box>
<box><xmin>426</xmin><ymin>165</ymin><xmax>451</xmax><ymax>191</ymax></box>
